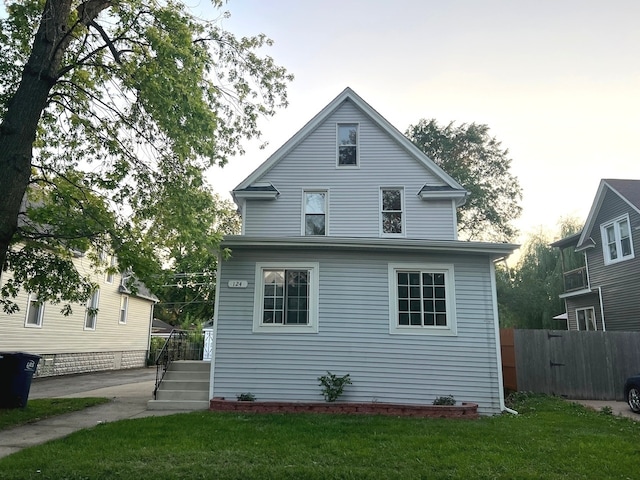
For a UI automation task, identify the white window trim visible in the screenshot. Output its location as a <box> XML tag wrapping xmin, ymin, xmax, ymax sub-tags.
<box><xmin>336</xmin><ymin>123</ymin><xmax>360</xmax><ymax>168</ymax></box>
<box><xmin>253</xmin><ymin>262</ymin><xmax>319</xmax><ymax>333</ymax></box>
<box><xmin>24</xmin><ymin>294</ymin><xmax>44</xmax><ymax>328</ymax></box>
<box><xmin>379</xmin><ymin>187</ymin><xmax>406</xmax><ymax>237</ymax></box>
<box><xmin>84</xmin><ymin>289</ymin><xmax>100</xmax><ymax>331</ymax></box>
<box><xmin>301</xmin><ymin>189</ymin><xmax>329</xmax><ymax>236</ymax></box>
<box><xmin>388</xmin><ymin>263</ymin><xmax>457</xmax><ymax>336</ymax></box>
<box><xmin>575</xmin><ymin>306</ymin><xmax>597</xmax><ymax>331</ymax></box>
<box><xmin>119</xmin><ymin>295</ymin><xmax>129</xmax><ymax>324</ymax></box>
<box><xmin>600</xmin><ymin>214</ymin><xmax>635</xmax><ymax>265</ymax></box>
<box><xmin>105</xmin><ymin>255</ymin><xmax>116</xmax><ymax>284</ymax></box>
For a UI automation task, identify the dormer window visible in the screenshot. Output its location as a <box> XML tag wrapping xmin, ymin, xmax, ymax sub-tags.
<box><xmin>601</xmin><ymin>214</ymin><xmax>634</xmax><ymax>265</ymax></box>
<box><xmin>337</xmin><ymin>124</ymin><xmax>358</xmax><ymax>167</ymax></box>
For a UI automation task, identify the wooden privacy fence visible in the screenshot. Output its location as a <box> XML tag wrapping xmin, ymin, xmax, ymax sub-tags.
<box><xmin>501</xmin><ymin>329</ymin><xmax>640</xmax><ymax>400</ymax></box>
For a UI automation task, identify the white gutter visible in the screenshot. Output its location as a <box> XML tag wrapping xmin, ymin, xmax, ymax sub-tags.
<box><xmin>490</xmin><ymin>261</ymin><xmax>518</xmax><ymax>415</ymax></box>
<box><xmin>208</xmin><ymin>251</ymin><xmax>223</xmax><ymax>401</ymax></box>
<box><xmin>598</xmin><ymin>286</ymin><xmax>606</xmax><ymax>331</ymax></box>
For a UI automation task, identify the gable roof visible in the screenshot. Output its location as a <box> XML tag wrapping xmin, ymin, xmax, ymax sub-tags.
<box><xmin>233</xmin><ymin>87</ymin><xmax>467</xmax><ymax>205</ymax></box>
<box><xmin>577</xmin><ymin>179</ymin><xmax>640</xmax><ymax>250</ymax></box>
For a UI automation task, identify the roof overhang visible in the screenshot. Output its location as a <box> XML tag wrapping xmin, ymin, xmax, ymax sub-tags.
<box><xmin>221</xmin><ymin>236</ymin><xmax>518</xmax><ymax>261</ymax></box>
<box><xmin>559</xmin><ymin>288</ymin><xmax>593</xmax><ymax>299</ymax></box>
<box><xmin>232</xmin><ymin>183</ymin><xmax>280</xmax><ymax>202</ymax></box>
<box><xmin>418</xmin><ymin>185</ymin><xmax>468</xmax><ymax>206</ymax></box>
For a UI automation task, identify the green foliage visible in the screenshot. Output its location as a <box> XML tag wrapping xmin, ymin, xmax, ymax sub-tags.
<box><xmin>0</xmin><ymin>0</ymin><xmax>291</xmax><ymax>310</ymax></box>
<box><xmin>433</xmin><ymin>395</ymin><xmax>456</xmax><ymax>406</ymax></box>
<box><xmin>406</xmin><ymin>119</ymin><xmax>522</xmax><ymax>242</ymax></box>
<box><xmin>497</xmin><ymin>217</ymin><xmax>583</xmax><ymax>329</ymax></box>
<box><xmin>236</xmin><ymin>393</ymin><xmax>256</xmax><ymax>402</ymax></box>
<box><xmin>317</xmin><ymin>371</ymin><xmax>351</xmax><ymax>402</ymax></box>
<box><xmin>0</xmin><ymin>397</ymin><xmax>109</xmax><ymax>431</ymax></box>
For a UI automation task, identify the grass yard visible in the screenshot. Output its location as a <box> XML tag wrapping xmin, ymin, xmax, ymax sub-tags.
<box><xmin>0</xmin><ymin>398</ymin><xmax>109</xmax><ymax>431</ymax></box>
<box><xmin>0</xmin><ymin>394</ymin><xmax>638</xmax><ymax>479</ymax></box>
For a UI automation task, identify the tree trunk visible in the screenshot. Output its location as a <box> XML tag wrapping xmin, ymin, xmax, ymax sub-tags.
<box><xmin>0</xmin><ymin>0</ymin><xmax>111</xmax><ymax>274</ymax></box>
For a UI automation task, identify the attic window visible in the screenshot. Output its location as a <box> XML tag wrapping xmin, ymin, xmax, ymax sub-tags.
<box><xmin>337</xmin><ymin>124</ymin><xmax>358</xmax><ymax>167</ymax></box>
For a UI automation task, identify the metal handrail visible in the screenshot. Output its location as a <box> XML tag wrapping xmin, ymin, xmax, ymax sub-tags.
<box><xmin>153</xmin><ymin>329</ymin><xmax>204</xmax><ymax>399</ymax></box>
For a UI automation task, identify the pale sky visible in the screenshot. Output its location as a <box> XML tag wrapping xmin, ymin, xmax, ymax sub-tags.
<box><xmin>200</xmin><ymin>0</ymin><xmax>640</xmax><ymax>243</ymax></box>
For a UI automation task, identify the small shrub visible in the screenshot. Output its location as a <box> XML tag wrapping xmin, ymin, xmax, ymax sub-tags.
<box><xmin>433</xmin><ymin>395</ymin><xmax>456</xmax><ymax>406</ymax></box>
<box><xmin>318</xmin><ymin>371</ymin><xmax>351</xmax><ymax>402</ymax></box>
<box><xmin>600</xmin><ymin>405</ymin><xmax>613</xmax><ymax>416</ymax></box>
<box><xmin>236</xmin><ymin>393</ymin><xmax>256</xmax><ymax>402</ymax></box>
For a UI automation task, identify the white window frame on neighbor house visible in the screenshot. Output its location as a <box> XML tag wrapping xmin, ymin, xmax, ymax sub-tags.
<box><xmin>388</xmin><ymin>263</ymin><xmax>457</xmax><ymax>336</ymax></box>
<box><xmin>576</xmin><ymin>307</ymin><xmax>597</xmax><ymax>331</ymax></box>
<box><xmin>601</xmin><ymin>214</ymin><xmax>634</xmax><ymax>265</ymax></box>
<box><xmin>84</xmin><ymin>288</ymin><xmax>100</xmax><ymax>330</ymax></box>
<box><xmin>253</xmin><ymin>262</ymin><xmax>319</xmax><ymax>333</ymax></box>
<box><xmin>302</xmin><ymin>190</ymin><xmax>328</xmax><ymax>236</ymax></box>
<box><xmin>24</xmin><ymin>293</ymin><xmax>44</xmax><ymax>328</ymax></box>
<box><xmin>336</xmin><ymin>123</ymin><xmax>359</xmax><ymax>168</ymax></box>
<box><xmin>119</xmin><ymin>295</ymin><xmax>129</xmax><ymax>324</ymax></box>
<box><xmin>105</xmin><ymin>255</ymin><xmax>116</xmax><ymax>284</ymax></box>
<box><xmin>380</xmin><ymin>187</ymin><xmax>405</xmax><ymax>237</ymax></box>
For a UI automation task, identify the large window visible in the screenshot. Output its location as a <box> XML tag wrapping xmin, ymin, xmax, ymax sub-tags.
<box><xmin>24</xmin><ymin>294</ymin><xmax>44</xmax><ymax>328</ymax></box>
<box><xmin>337</xmin><ymin>124</ymin><xmax>358</xmax><ymax>166</ymax></box>
<box><xmin>381</xmin><ymin>188</ymin><xmax>404</xmax><ymax>236</ymax></box>
<box><xmin>303</xmin><ymin>191</ymin><xmax>327</xmax><ymax>235</ymax></box>
<box><xmin>85</xmin><ymin>289</ymin><xmax>100</xmax><ymax>330</ymax></box>
<box><xmin>388</xmin><ymin>263</ymin><xmax>457</xmax><ymax>335</ymax></box>
<box><xmin>253</xmin><ymin>262</ymin><xmax>319</xmax><ymax>333</ymax></box>
<box><xmin>601</xmin><ymin>215</ymin><xmax>634</xmax><ymax>264</ymax></box>
<box><xmin>576</xmin><ymin>307</ymin><xmax>597</xmax><ymax>331</ymax></box>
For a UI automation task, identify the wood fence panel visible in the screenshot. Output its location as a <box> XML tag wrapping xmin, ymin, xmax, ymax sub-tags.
<box><xmin>499</xmin><ymin>328</ymin><xmax>517</xmax><ymax>391</ymax></box>
<box><xmin>509</xmin><ymin>330</ymin><xmax>640</xmax><ymax>400</ymax></box>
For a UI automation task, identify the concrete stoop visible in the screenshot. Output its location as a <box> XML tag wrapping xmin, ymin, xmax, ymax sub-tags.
<box><xmin>147</xmin><ymin>360</ymin><xmax>210</xmax><ymax>411</ymax></box>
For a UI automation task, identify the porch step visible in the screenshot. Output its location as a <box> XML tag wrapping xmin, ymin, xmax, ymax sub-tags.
<box><xmin>147</xmin><ymin>360</ymin><xmax>210</xmax><ymax>411</ymax></box>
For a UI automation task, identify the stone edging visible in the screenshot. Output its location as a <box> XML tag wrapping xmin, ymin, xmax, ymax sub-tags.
<box><xmin>209</xmin><ymin>398</ymin><xmax>478</xmax><ymax>419</ymax></box>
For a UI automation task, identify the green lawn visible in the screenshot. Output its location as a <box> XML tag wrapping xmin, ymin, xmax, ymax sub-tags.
<box><xmin>0</xmin><ymin>394</ymin><xmax>638</xmax><ymax>479</ymax></box>
<box><xmin>0</xmin><ymin>398</ymin><xmax>109</xmax><ymax>430</ymax></box>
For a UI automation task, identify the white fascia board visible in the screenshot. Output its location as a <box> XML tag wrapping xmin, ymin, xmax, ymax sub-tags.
<box><xmin>418</xmin><ymin>189</ymin><xmax>468</xmax><ymax>206</ymax></box>
<box><xmin>222</xmin><ymin>235</ymin><xmax>518</xmax><ymax>259</ymax></box>
<box><xmin>559</xmin><ymin>288</ymin><xmax>593</xmax><ymax>299</ymax></box>
<box><xmin>577</xmin><ymin>180</ymin><xmax>608</xmax><ymax>249</ymax></box>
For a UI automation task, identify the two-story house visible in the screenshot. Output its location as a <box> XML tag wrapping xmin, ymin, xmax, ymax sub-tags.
<box><xmin>552</xmin><ymin>179</ymin><xmax>640</xmax><ymax>331</ymax></box>
<box><xmin>209</xmin><ymin>88</ymin><xmax>517</xmax><ymax>415</ymax></box>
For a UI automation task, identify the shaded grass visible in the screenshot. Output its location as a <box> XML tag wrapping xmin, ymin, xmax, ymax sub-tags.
<box><xmin>0</xmin><ymin>398</ymin><xmax>109</xmax><ymax>431</ymax></box>
<box><xmin>1</xmin><ymin>394</ymin><xmax>639</xmax><ymax>479</ymax></box>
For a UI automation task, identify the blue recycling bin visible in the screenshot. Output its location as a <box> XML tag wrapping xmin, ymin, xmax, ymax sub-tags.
<box><xmin>0</xmin><ymin>352</ymin><xmax>41</xmax><ymax>408</ymax></box>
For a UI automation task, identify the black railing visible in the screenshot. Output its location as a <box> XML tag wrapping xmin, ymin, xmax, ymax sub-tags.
<box><xmin>153</xmin><ymin>329</ymin><xmax>204</xmax><ymax>399</ymax></box>
<box><xmin>563</xmin><ymin>266</ymin><xmax>588</xmax><ymax>292</ymax></box>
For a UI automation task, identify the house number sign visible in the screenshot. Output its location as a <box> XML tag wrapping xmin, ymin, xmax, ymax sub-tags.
<box><xmin>228</xmin><ymin>280</ymin><xmax>248</xmax><ymax>288</ymax></box>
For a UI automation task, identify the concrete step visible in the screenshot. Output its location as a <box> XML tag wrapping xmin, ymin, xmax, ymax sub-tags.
<box><xmin>163</xmin><ymin>370</ymin><xmax>209</xmax><ymax>381</ymax></box>
<box><xmin>156</xmin><ymin>389</ymin><xmax>209</xmax><ymax>401</ymax></box>
<box><xmin>147</xmin><ymin>399</ymin><xmax>210</xmax><ymax>411</ymax></box>
<box><xmin>169</xmin><ymin>361</ymin><xmax>210</xmax><ymax>372</ymax></box>
<box><xmin>157</xmin><ymin>379</ymin><xmax>209</xmax><ymax>391</ymax></box>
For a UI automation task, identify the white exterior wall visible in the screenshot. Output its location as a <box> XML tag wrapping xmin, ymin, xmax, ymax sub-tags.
<box><xmin>213</xmin><ymin>247</ymin><xmax>502</xmax><ymax>415</ymax></box>
<box><xmin>243</xmin><ymin>101</ymin><xmax>457</xmax><ymax>240</ymax></box>
<box><xmin>0</xmin><ymin>254</ymin><xmax>154</xmax><ymax>376</ymax></box>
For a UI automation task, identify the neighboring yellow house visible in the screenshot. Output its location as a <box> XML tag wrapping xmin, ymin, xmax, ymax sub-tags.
<box><xmin>0</xmin><ymin>251</ymin><xmax>157</xmax><ymax>377</ymax></box>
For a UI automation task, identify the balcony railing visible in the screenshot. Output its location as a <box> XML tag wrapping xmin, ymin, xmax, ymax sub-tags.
<box><xmin>563</xmin><ymin>266</ymin><xmax>588</xmax><ymax>292</ymax></box>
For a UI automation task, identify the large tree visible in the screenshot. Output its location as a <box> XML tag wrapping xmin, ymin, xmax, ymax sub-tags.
<box><xmin>0</xmin><ymin>0</ymin><xmax>291</xmax><ymax>311</ymax></box>
<box><xmin>406</xmin><ymin>119</ymin><xmax>522</xmax><ymax>242</ymax></box>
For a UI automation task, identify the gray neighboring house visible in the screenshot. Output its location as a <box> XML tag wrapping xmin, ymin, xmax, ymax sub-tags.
<box><xmin>552</xmin><ymin>179</ymin><xmax>640</xmax><ymax>331</ymax></box>
<box><xmin>210</xmin><ymin>87</ymin><xmax>517</xmax><ymax>415</ymax></box>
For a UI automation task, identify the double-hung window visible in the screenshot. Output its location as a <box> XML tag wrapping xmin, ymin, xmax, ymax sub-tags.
<box><xmin>303</xmin><ymin>191</ymin><xmax>327</xmax><ymax>235</ymax></box>
<box><xmin>253</xmin><ymin>262</ymin><xmax>319</xmax><ymax>333</ymax></box>
<box><xmin>119</xmin><ymin>295</ymin><xmax>129</xmax><ymax>324</ymax></box>
<box><xmin>601</xmin><ymin>214</ymin><xmax>634</xmax><ymax>264</ymax></box>
<box><xmin>337</xmin><ymin>124</ymin><xmax>358</xmax><ymax>167</ymax></box>
<box><xmin>576</xmin><ymin>307</ymin><xmax>597</xmax><ymax>331</ymax></box>
<box><xmin>85</xmin><ymin>288</ymin><xmax>100</xmax><ymax>330</ymax></box>
<box><xmin>25</xmin><ymin>294</ymin><xmax>44</xmax><ymax>328</ymax></box>
<box><xmin>388</xmin><ymin>263</ymin><xmax>457</xmax><ymax>335</ymax></box>
<box><xmin>381</xmin><ymin>188</ymin><xmax>404</xmax><ymax>236</ymax></box>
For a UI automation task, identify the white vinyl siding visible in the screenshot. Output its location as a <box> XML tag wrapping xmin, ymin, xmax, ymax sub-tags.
<box><xmin>242</xmin><ymin>101</ymin><xmax>457</xmax><ymax>240</ymax></box>
<box><xmin>24</xmin><ymin>294</ymin><xmax>44</xmax><ymax>328</ymax></box>
<box><xmin>214</xmin><ymin>248</ymin><xmax>502</xmax><ymax>415</ymax></box>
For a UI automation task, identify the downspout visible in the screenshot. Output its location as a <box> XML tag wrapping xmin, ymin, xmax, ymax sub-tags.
<box><xmin>490</xmin><ymin>260</ymin><xmax>518</xmax><ymax>415</ymax></box>
<box><xmin>598</xmin><ymin>286</ymin><xmax>606</xmax><ymax>331</ymax></box>
<box><xmin>208</xmin><ymin>251</ymin><xmax>223</xmax><ymax>401</ymax></box>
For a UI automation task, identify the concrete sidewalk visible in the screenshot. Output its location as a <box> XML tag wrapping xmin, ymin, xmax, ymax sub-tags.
<box><xmin>0</xmin><ymin>368</ymin><xmax>190</xmax><ymax>459</ymax></box>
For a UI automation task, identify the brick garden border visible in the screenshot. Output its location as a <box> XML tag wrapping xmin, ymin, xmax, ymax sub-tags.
<box><xmin>210</xmin><ymin>398</ymin><xmax>478</xmax><ymax>419</ymax></box>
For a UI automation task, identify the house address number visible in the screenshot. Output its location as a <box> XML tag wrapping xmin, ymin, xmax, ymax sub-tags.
<box><xmin>228</xmin><ymin>280</ymin><xmax>248</xmax><ymax>288</ymax></box>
